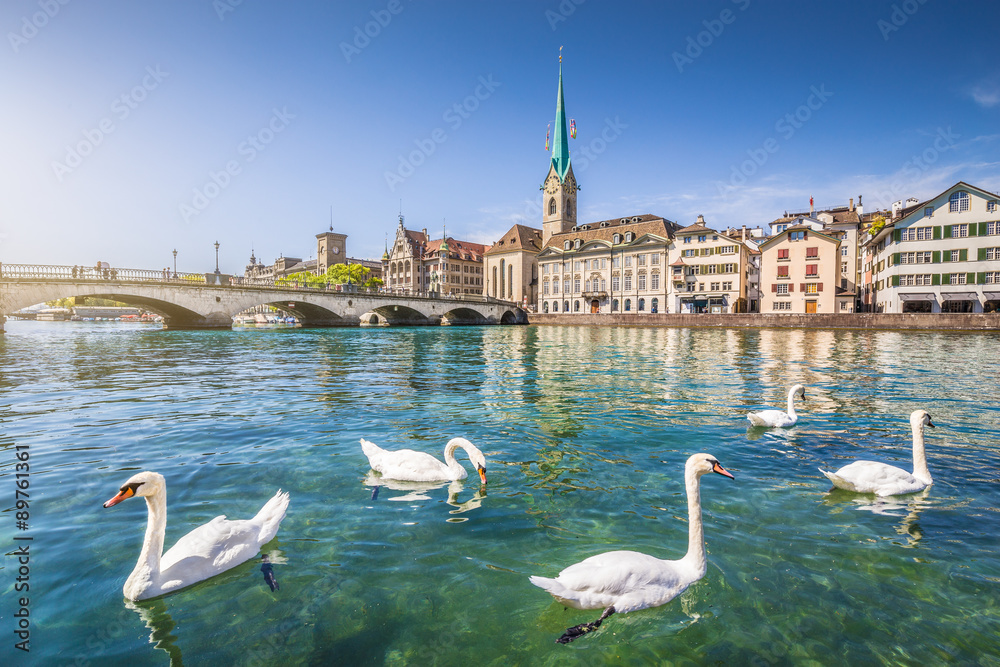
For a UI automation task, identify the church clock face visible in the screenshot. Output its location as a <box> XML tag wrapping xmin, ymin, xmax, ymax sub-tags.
<box><xmin>544</xmin><ymin>175</ymin><xmax>560</xmax><ymax>194</ymax></box>
<box><xmin>331</xmin><ymin>246</ymin><xmax>340</xmax><ymax>255</ymax></box>
<box><xmin>565</xmin><ymin>175</ymin><xmax>577</xmax><ymax>195</ymax></box>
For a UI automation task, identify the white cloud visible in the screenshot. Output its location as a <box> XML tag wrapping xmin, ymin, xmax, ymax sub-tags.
<box><xmin>971</xmin><ymin>84</ymin><xmax>1000</xmax><ymax>108</ymax></box>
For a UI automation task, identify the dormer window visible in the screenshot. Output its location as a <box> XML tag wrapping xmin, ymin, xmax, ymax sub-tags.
<box><xmin>625</xmin><ymin>233</ymin><xmax>633</xmax><ymax>242</ymax></box>
<box><xmin>924</xmin><ymin>206</ymin><xmax>934</xmax><ymax>218</ymax></box>
<box><xmin>564</xmin><ymin>241</ymin><xmax>571</xmax><ymax>250</ymax></box>
<box><xmin>574</xmin><ymin>239</ymin><xmax>582</xmax><ymax>249</ymax></box>
<box><xmin>613</xmin><ymin>234</ymin><xmax>621</xmax><ymax>244</ymax></box>
<box><xmin>988</xmin><ymin>201</ymin><xmax>998</xmax><ymax>213</ymax></box>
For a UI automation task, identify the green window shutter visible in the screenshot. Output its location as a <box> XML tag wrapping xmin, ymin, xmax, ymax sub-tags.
<box><xmin>978</xmin><ymin>272</ymin><xmax>987</xmax><ymax>284</ymax></box>
<box><xmin>892</xmin><ymin>252</ymin><xmax>900</xmax><ymax>265</ymax></box>
<box><xmin>960</xmin><ymin>248</ymin><xmax>968</xmax><ymax>262</ymax></box>
<box><xmin>968</xmin><ymin>272</ymin><xmax>976</xmax><ymax>284</ymax></box>
<box><xmin>932</xmin><ymin>250</ymin><xmax>941</xmax><ymax>263</ymax></box>
<box><xmin>941</xmin><ymin>273</ymin><xmax>950</xmax><ymax>285</ymax></box>
<box><xmin>941</xmin><ymin>251</ymin><xmax>949</xmax><ymax>263</ymax></box>
<box><xmin>979</xmin><ymin>222</ymin><xmax>988</xmax><ymax>236</ymax></box>
<box><xmin>943</xmin><ymin>225</ymin><xmax>953</xmax><ymax>238</ymax></box>
<box><xmin>933</xmin><ymin>226</ymin><xmax>942</xmax><ymax>240</ymax></box>
<box><xmin>893</xmin><ymin>229</ymin><xmax>902</xmax><ymax>243</ymax></box>
<box><xmin>968</xmin><ymin>224</ymin><xmax>978</xmax><ymax>237</ymax></box>
<box><xmin>892</xmin><ymin>275</ymin><xmax>900</xmax><ymax>287</ymax></box>
<box><xmin>932</xmin><ymin>273</ymin><xmax>941</xmax><ymax>286</ymax></box>
<box><xmin>980</xmin><ymin>247</ymin><xmax>988</xmax><ymax>261</ymax></box>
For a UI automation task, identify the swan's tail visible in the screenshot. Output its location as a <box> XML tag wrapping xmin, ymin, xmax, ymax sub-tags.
<box><xmin>747</xmin><ymin>413</ymin><xmax>765</xmax><ymax>427</ymax></box>
<box><xmin>360</xmin><ymin>438</ymin><xmax>383</xmax><ymax>465</ymax></box>
<box><xmin>529</xmin><ymin>575</ymin><xmax>565</xmax><ymax>597</ymax></box>
<box><xmin>818</xmin><ymin>468</ymin><xmax>852</xmax><ymax>492</ymax></box>
<box><xmin>254</xmin><ymin>490</ymin><xmax>290</xmax><ymax>545</ymax></box>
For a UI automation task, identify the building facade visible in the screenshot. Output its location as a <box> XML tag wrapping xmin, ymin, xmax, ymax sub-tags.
<box><xmin>759</xmin><ymin>225</ymin><xmax>851</xmax><ymax>313</ymax></box>
<box><xmin>383</xmin><ymin>216</ymin><xmax>486</xmax><ymax>295</ymax></box>
<box><xmin>867</xmin><ymin>181</ymin><xmax>1000</xmax><ymax>313</ymax></box>
<box><xmin>669</xmin><ymin>216</ymin><xmax>752</xmax><ymax>313</ymax></box>
<box><xmin>483</xmin><ymin>224</ymin><xmax>542</xmax><ymax>306</ymax></box>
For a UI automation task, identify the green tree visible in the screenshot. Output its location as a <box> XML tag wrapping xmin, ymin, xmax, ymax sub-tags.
<box><xmin>277</xmin><ymin>264</ymin><xmax>383</xmax><ymax>289</ymax></box>
<box><xmin>869</xmin><ymin>216</ymin><xmax>886</xmax><ymax>235</ymax></box>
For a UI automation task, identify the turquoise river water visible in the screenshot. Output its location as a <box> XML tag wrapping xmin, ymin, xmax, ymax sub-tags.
<box><xmin>1</xmin><ymin>320</ymin><xmax>999</xmax><ymax>666</ymax></box>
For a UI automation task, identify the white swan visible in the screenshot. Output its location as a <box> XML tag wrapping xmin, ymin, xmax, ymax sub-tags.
<box><xmin>361</xmin><ymin>437</ymin><xmax>487</xmax><ymax>484</ymax></box>
<box><xmin>819</xmin><ymin>410</ymin><xmax>934</xmax><ymax>496</ymax></box>
<box><xmin>103</xmin><ymin>471</ymin><xmax>290</xmax><ymax>601</ymax></box>
<box><xmin>529</xmin><ymin>453</ymin><xmax>734</xmax><ymax>643</ymax></box>
<box><xmin>747</xmin><ymin>384</ymin><xmax>806</xmax><ymax>428</ymax></box>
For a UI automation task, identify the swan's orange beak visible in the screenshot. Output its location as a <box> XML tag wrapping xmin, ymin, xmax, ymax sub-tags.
<box><xmin>103</xmin><ymin>486</ymin><xmax>135</xmax><ymax>508</ymax></box>
<box><xmin>713</xmin><ymin>462</ymin><xmax>735</xmax><ymax>479</ymax></box>
<box><xmin>478</xmin><ymin>466</ymin><xmax>487</xmax><ymax>485</ymax></box>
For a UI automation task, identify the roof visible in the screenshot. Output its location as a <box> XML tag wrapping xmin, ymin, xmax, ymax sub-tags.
<box><xmin>675</xmin><ymin>223</ymin><xmax>714</xmax><ymax>235</ymax></box>
<box><xmin>424</xmin><ymin>237</ymin><xmax>487</xmax><ymax>261</ymax></box>
<box><xmin>484</xmin><ymin>224</ymin><xmax>543</xmax><ymax>255</ymax></box>
<box><xmin>541</xmin><ymin>214</ymin><xmax>679</xmax><ymax>251</ymax></box>
<box><xmin>757</xmin><ymin>225</ymin><xmax>840</xmax><ymax>250</ymax></box>
<box><xmin>550</xmin><ymin>61</ymin><xmax>570</xmax><ymax>181</ymax></box>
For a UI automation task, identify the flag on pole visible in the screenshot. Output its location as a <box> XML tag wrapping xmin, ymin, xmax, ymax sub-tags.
<box><xmin>570</xmin><ymin>119</ymin><xmax>576</xmax><ymax>139</ymax></box>
<box><xmin>545</xmin><ymin>123</ymin><xmax>551</xmax><ymax>151</ymax></box>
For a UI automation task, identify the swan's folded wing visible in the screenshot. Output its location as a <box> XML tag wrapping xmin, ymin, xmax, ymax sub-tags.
<box><xmin>825</xmin><ymin>461</ymin><xmax>917</xmax><ymax>494</ymax></box>
<box><xmin>161</xmin><ymin>515</ymin><xmax>261</xmax><ymax>572</ymax></box>
<box><xmin>554</xmin><ymin>551</ymin><xmax>681</xmax><ymax>596</ymax></box>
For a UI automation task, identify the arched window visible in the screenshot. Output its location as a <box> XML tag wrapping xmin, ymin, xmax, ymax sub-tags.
<box><xmin>625</xmin><ymin>232</ymin><xmax>633</xmax><ymax>242</ymax></box>
<box><xmin>553</xmin><ymin>301</ymin><xmax>559</xmax><ymax>312</ymax></box>
<box><xmin>624</xmin><ymin>298</ymin><xmax>632</xmax><ymax>312</ymax></box>
<box><xmin>949</xmin><ymin>190</ymin><xmax>970</xmax><ymax>212</ymax></box>
<box><xmin>574</xmin><ymin>300</ymin><xmax>580</xmax><ymax>312</ymax></box>
<box><xmin>564</xmin><ymin>301</ymin><xmax>570</xmax><ymax>312</ymax></box>
<box><xmin>404</xmin><ymin>260</ymin><xmax>410</xmax><ymax>273</ymax></box>
<box><xmin>651</xmin><ymin>297</ymin><xmax>659</xmax><ymax>313</ymax></box>
<box><xmin>574</xmin><ymin>239</ymin><xmax>581</xmax><ymax>249</ymax></box>
<box><xmin>613</xmin><ymin>234</ymin><xmax>621</xmax><ymax>244</ymax></box>
<box><xmin>492</xmin><ymin>267</ymin><xmax>498</xmax><ymax>297</ymax></box>
<box><xmin>638</xmin><ymin>298</ymin><xmax>645</xmax><ymax>311</ymax></box>
<box><xmin>564</xmin><ymin>241</ymin><xmax>571</xmax><ymax>250</ymax></box>
<box><xmin>566</xmin><ymin>200</ymin><xmax>573</xmax><ymax>217</ymax></box>
<box><xmin>549</xmin><ymin>198</ymin><xmax>557</xmax><ymax>215</ymax></box>
<box><xmin>499</xmin><ymin>259</ymin><xmax>506</xmax><ymax>299</ymax></box>
<box><xmin>612</xmin><ymin>299</ymin><xmax>619</xmax><ymax>312</ymax></box>
<box><xmin>543</xmin><ymin>301</ymin><xmax>549</xmax><ymax>313</ymax></box>
<box><xmin>508</xmin><ymin>265</ymin><xmax>514</xmax><ymax>299</ymax></box>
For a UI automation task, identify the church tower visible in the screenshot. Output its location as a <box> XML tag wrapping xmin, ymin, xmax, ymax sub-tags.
<box><xmin>541</xmin><ymin>53</ymin><xmax>578</xmax><ymax>245</ymax></box>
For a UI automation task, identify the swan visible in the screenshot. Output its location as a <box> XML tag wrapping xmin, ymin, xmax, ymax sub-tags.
<box><xmin>103</xmin><ymin>471</ymin><xmax>290</xmax><ymax>601</ymax></box>
<box><xmin>529</xmin><ymin>453</ymin><xmax>734</xmax><ymax>643</ymax></box>
<box><xmin>360</xmin><ymin>437</ymin><xmax>487</xmax><ymax>484</ymax></box>
<box><xmin>819</xmin><ymin>410</ymin><xmax>935</xmax><ymax>496</ymax></box>
<box><xmin>747</xmin><ymin>384</ymin><xmax>806</xmax><ymax>428</ymax></box>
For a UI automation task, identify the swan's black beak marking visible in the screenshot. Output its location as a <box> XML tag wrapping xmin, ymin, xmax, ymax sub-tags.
<box><xmin>477</xmin><ymin>465</ymin><xmax>487</xmax><ymax>485</ymax></box>
<box><xmin>712</xmin><ymin>462</ymin><xmax>735</xmax><ymax>479</ymax></box>
<box><xmin>927</xmin><ymin>416</ymin><xmax>935</xmax><ymax>428</ymax></box>
<box><xmin>103</xmin><ymin>482</ymin><xmax>142</xmax><ymax>508</ymax></box>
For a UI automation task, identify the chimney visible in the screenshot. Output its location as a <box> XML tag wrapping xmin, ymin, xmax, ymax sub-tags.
<box><xmin>696</xmin><ymin>214</ymin><xmax>705</xmax><ymax>224</ymax></box>
<box><xmin>849</xmin><ymin>198</ymin><xmax>854</xmax><ymax>212</ymax></box>
<box><xmin>422</xmin><ymin>228</ymin><xmax>428</xmax><ymax>239</ymax></box>
<box><xmin>741</xmin><ymin>224</ymin><xmax>746</xmax><ymax>241</ymax></box>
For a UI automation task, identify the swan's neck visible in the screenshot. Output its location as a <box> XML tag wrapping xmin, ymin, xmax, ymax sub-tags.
<box><xmin>443</xmin><ymin>441</ymin><xmax>468</xmax><ymax>476</ymax></box>
<box><xmin>134</xmin><ymin>490</ymin><xmax>167</xmax><ymax>579</ymax></box>
<box><xmin>911</xmin><ymin>423</ymin><xmax>932</xmax><ymax>483</ymax></box>
<box><xmin>786</xmin><ymin>390</ymin><xmax>798</xmax><ymax>418</ymax></box>
<box><xmin>682</xmin><ymin>471</ymin><xmax>707</xmax><ymax>577</ymax></box>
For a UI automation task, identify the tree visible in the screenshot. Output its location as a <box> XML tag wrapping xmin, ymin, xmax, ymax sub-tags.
<box><xmin>278</xmin><ymin>264</ymin><xmax>383</xmax><ymax>289</ymax></box>
<box><xmin>869</xmin><ymin>216</ymin><xmax>886</xmax><ymax>236</ymax></box>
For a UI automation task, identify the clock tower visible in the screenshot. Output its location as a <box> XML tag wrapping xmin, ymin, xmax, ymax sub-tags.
<box><xmin>316</xmin><ymin>228</ymin><xmax>347</xmax><ymax>274</ymax></box>
<box><xmin>541</xmin><ymin>55</ymin><xmax>577</xmax><ymax>245</ymax></box>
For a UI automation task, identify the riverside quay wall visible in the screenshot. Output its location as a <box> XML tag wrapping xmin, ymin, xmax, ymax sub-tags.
<box><xmin>528</xmin><ymin>313</ymin><xmax>1000</xmax><ymax>331</ymax></box>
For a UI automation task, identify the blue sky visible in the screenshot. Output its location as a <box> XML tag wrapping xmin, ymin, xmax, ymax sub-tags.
<box><xmin>2</xmin><ymin>0</ymin><xmax>999</xmax><ymax>273</ymax></box>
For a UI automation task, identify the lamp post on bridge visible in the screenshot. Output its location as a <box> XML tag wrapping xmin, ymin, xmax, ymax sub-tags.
<box><xmin>214</xmin><ymin>241</ymin><xmax>220</xmax><ymax>275</ymax></box>
<box><xmin>172</xmin><ymin>249</ymin><xmax>177</xmax><ymax>279</ymax></box>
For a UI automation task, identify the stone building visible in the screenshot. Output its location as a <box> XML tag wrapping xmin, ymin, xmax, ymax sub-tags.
<box><xmin>382</xmin><ymin>216</ymin><xmax>486</xmax><ymax>295</ymax></box>
<box><xmin>483</xmin><ymin>224</ymin><xmax>542</xmax><ymax>306</ymax></box>
<box><xmin>759</xmin><ymin>225</ymin><xmax>852</xmax><ymax>313</ymax></box>
<box><xmin>668</xmin><ymin>216</ymin><xmax>752</xmax><ymax>313</ymax></box>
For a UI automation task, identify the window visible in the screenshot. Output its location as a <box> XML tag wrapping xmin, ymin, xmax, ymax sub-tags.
<box><xmin>950</xmin><ymin>273</ymin><xmax>967</xmax><ymax>285</ymax></box>
<box><xmin>722</xmin><ymin>281</ymin><xmax>733</xmax><ymax>290</ymax></box>
<box><xmin>651</xmin><ymin>254</ymin><xmax>660</xmax><ymax>265</ymax></box>
<box><xmin>543</xmin><ymin>301</ymin><xmax>549</xmax><ymax>313</ymax></box>
<box><xmin>613</xmin><ymin>256</ymin><xmax>621</xmax><ymax>268</ymax></box>
<box><xmin>704</xmin><ymin>265</ymin><xmax>717</xmax><ymax>275</ymax></box>
<box><xmin>564</xmin><ymin>241</ymin><xmax>571</xmax><ymax>250</ymax></box>
<box><xmin>724</xmin><ymin>263</ymin><xmax>736</xmax><ymax>273</ymax></box>
<box><xmin>806</xmin><ymin>246</ymin><xmax>819</xmax><ymax>258</ymax></box>
<box><xmin>553</xmin><ymin>279</ymin><xmax>559</xmax><ymax>294</ymax></box>
<box><xmin>698</xmin><ymin>235</ymin><xmax>707</xmax><ymax>242</ymax></box>
<box><xmin>901</xmin><ymin>227</ymin><xmax>934</xmax><ymax>241</ymax></box>
<box><xmin>574</xmin><ymin>261</ymin><xmax>582</xmax><ymax>270</ymax></box>
<box><xmin>591</xmin><ymin>259</ymin><xmax>599</xmax><ymax>270</ymax></box>
<box><xmin>574</xmin><ymin>278</ymin><xmax>581</xmax><ymax>292</ymax></box>
<box><xmin>949</xmin><ymin>250</ymin><xmax>960</xmax><ymax>262</ymax></box>
<box><xmin>683</xmin><ymin>249</ymin><xmax>696</xmax><ymax>257</ymax></box>
<box><xmin>710</xmin><ymin>282</ymin><xmax>720</xmax><ymax>291</ymax></box>
<box><xmin>624</xmin><ymin>299</ymin><xmax>631</xmax><ymax>311</ymax></box>
<box><xmin>720</xmin><ymin>245</ymin><xmax>737</xmax><ymax>254</ymax></box>
<box><xmin>986</xmin><ymin>247</ymin><xmax>1000</xmax><ymax>260</ymax></box>
<box><xmin>789</xmin><ymin>231</ymin><xmax>806</xmax><ymax>241</ymax></box>
<box><xmin>774</xmin><ymin>301</ymin><xmax>791</xmax><ymax>310</ymax></box>
<box><xmin>840</xmin><ymin>301</ymin><xmax>849</xmax><ymax>311</ymax></box>
<box><xmin>601</xmin><ymin>258</ymin><xmax>607</xmax><ymax>269</ymax></box>
<box><xmin>986</xmin><ymin>271</ymin><xmax>999</xmax><ymax>284</ymax></box>
<box><xmin>988</xmin><ymin>201</ymin><xmax>998</xmax><ymax>213</ymax></box>
<box><xmin>804</xmin><ymin>283</ymin><xmax>819</xmax><ymax>294</ymax></box>
<box><xmin>841</xmin><ymin>262</ymin><xmax>848</xmax><ymax>274</ymax></box>
<box><xmin>949</xmin><ymin>190</ymin><xmax>970</xmax><ymax>212</ymax></box>
<box><xmin>652</xmin><ymin>298</ymin><xmax>659</xmax><ymax>312</ymax></box>
<box><xmin>624</xmin><ymin>274</ymin><xmax>632</xmax><ymax>290</ymax></box>
<box><xmin>683</xmin><ymin>236</ymin><xmax>692</xmax><ymax>244</ymax></box>
<box><xmin>574</xmin><ymin>300</ymin><xmax>580</xmax><ymax>312</ymax></box>
<box><xmin>698</xmin><ymin>283</ymin><xmax>704</xmax><ymax>290</ymax></box>
<box><xmin>651</xmin><ymin>273</ymin><xmax>659</xmax><ymax>290</ymax></box>
<box><xmin>805</xmin><ymin>264</ymin><xmax>818</xmax><ymax>277</ymax></box>
<box><xmin>638</xmin><ymin>298</ymin><xmax>645</xmax><ymax>311</ymax></box>
<box><xmin>989</xmin><ymin>222</ymin><xmax>1000</xmax><ymax>235</ymax></box>
<box><xmin>924</xmin><ymin>206</ymin><xmax>934</xmax><ymax>217</ymax></box>
<box><xmin>776</xmin><ymin>284</ymin><xmax>789</xmax><ymax>295</ymax></box>
<box><xmin>564</xmin><ymin>301</ymin><xmax>569</xmax><ymax>312</ymax></box>
<box><xmin>777</xmin><ymin>249</ymin><xmax>789</xmax><ymax>260</ymax></box>
<box><xmin>549</xmin><ymin>198</ymin><xmax>557</xmax><ymax>215</ymax></box>
<box><xmin>638</xmin><ymin>273</ymin><xmax>647</xmax><ymax>290</ymax></box>
<box><xmin>552</xmin><ymin>300</ymin><xmax>558</xmax><ymax>312</ymax></box>
<box><xmin>574</xmin><ymin>239</ymin><xmax>582</xmax><ymax>249</ymax></box>
<box><xmin>612</xmin><ymin>275</ymin><xmax>620</xmax><ymax>291</ymax></box>
<box><xmin>624</xmin><ymin>256</ymin><xmax>632</xmax><ymax>268</ymax></box>
<box><xmin>842</xmin><ymin>246</ymin><xmax>848</xmax><ymax>256</ymax></box>
<box><xmin>637</xmin><ymin>254</ymin><xmax>646</xmax><ymax>266</ymax></box>
<box><xmin>612</xmin><ymin>299</ymin><xmax>619</xmax><ymax>311</ymax></box>
<box><xmin>543</xmin><ymin>281</ymin><xmax>549</xmax><ymax>295</ymax></box>
<box><xmin>777</xmin><ymin>266</ymin><xmax>789</xmax><ymax>278</ymax></box>
<box><xmin>953</xmin><ymin>224</ymin><xmax>969</xmax><ymax>238</ymax></box>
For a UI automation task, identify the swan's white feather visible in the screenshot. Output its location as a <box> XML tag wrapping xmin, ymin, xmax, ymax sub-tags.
<box><xmin>361</xmin><ymin>437</ymin><xmax>486</xmax><ymax>483</ymax></box>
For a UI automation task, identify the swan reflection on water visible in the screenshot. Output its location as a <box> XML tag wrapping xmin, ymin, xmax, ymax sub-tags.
<box><xmin>821</xmin><ymin>488</ymin><xmax>932</xmax><ymax>547</ymax></box>
<box><xmin>363</xmin><ymin>473</ymin><xmax>487</xmax><ymax>516</ymax></box>
<box><xmin>125</xmin><ymin>599</ymin><xmax>184</xmax><ymax>667</ymax></box>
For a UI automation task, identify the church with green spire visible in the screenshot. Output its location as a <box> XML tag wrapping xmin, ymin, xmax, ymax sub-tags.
<box><xmin>541</xmin><ymin>56</ymin><xmax>578</xmax><ymax>245</ymax></box>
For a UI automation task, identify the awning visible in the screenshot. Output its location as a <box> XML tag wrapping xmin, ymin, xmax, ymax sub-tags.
<box><xmin>982</xmin><ymin>292</ymin><xmax>1000</xmax><ymax>301</ymax></box>
<box><xmin>898</xmin><ymin>292</ymin><xmax>936</xmax><ymax>301</ymax></box>
<box><xmin>940</xmin><ymin>292</ymin><xmax>979</xmax><ymax>301</ymax></box>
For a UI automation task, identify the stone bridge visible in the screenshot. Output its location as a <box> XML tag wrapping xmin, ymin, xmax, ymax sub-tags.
<box><xmin>0</xmin><ymin>264</ymin><xmax>528</xmax><ymax>332</ymax></box>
